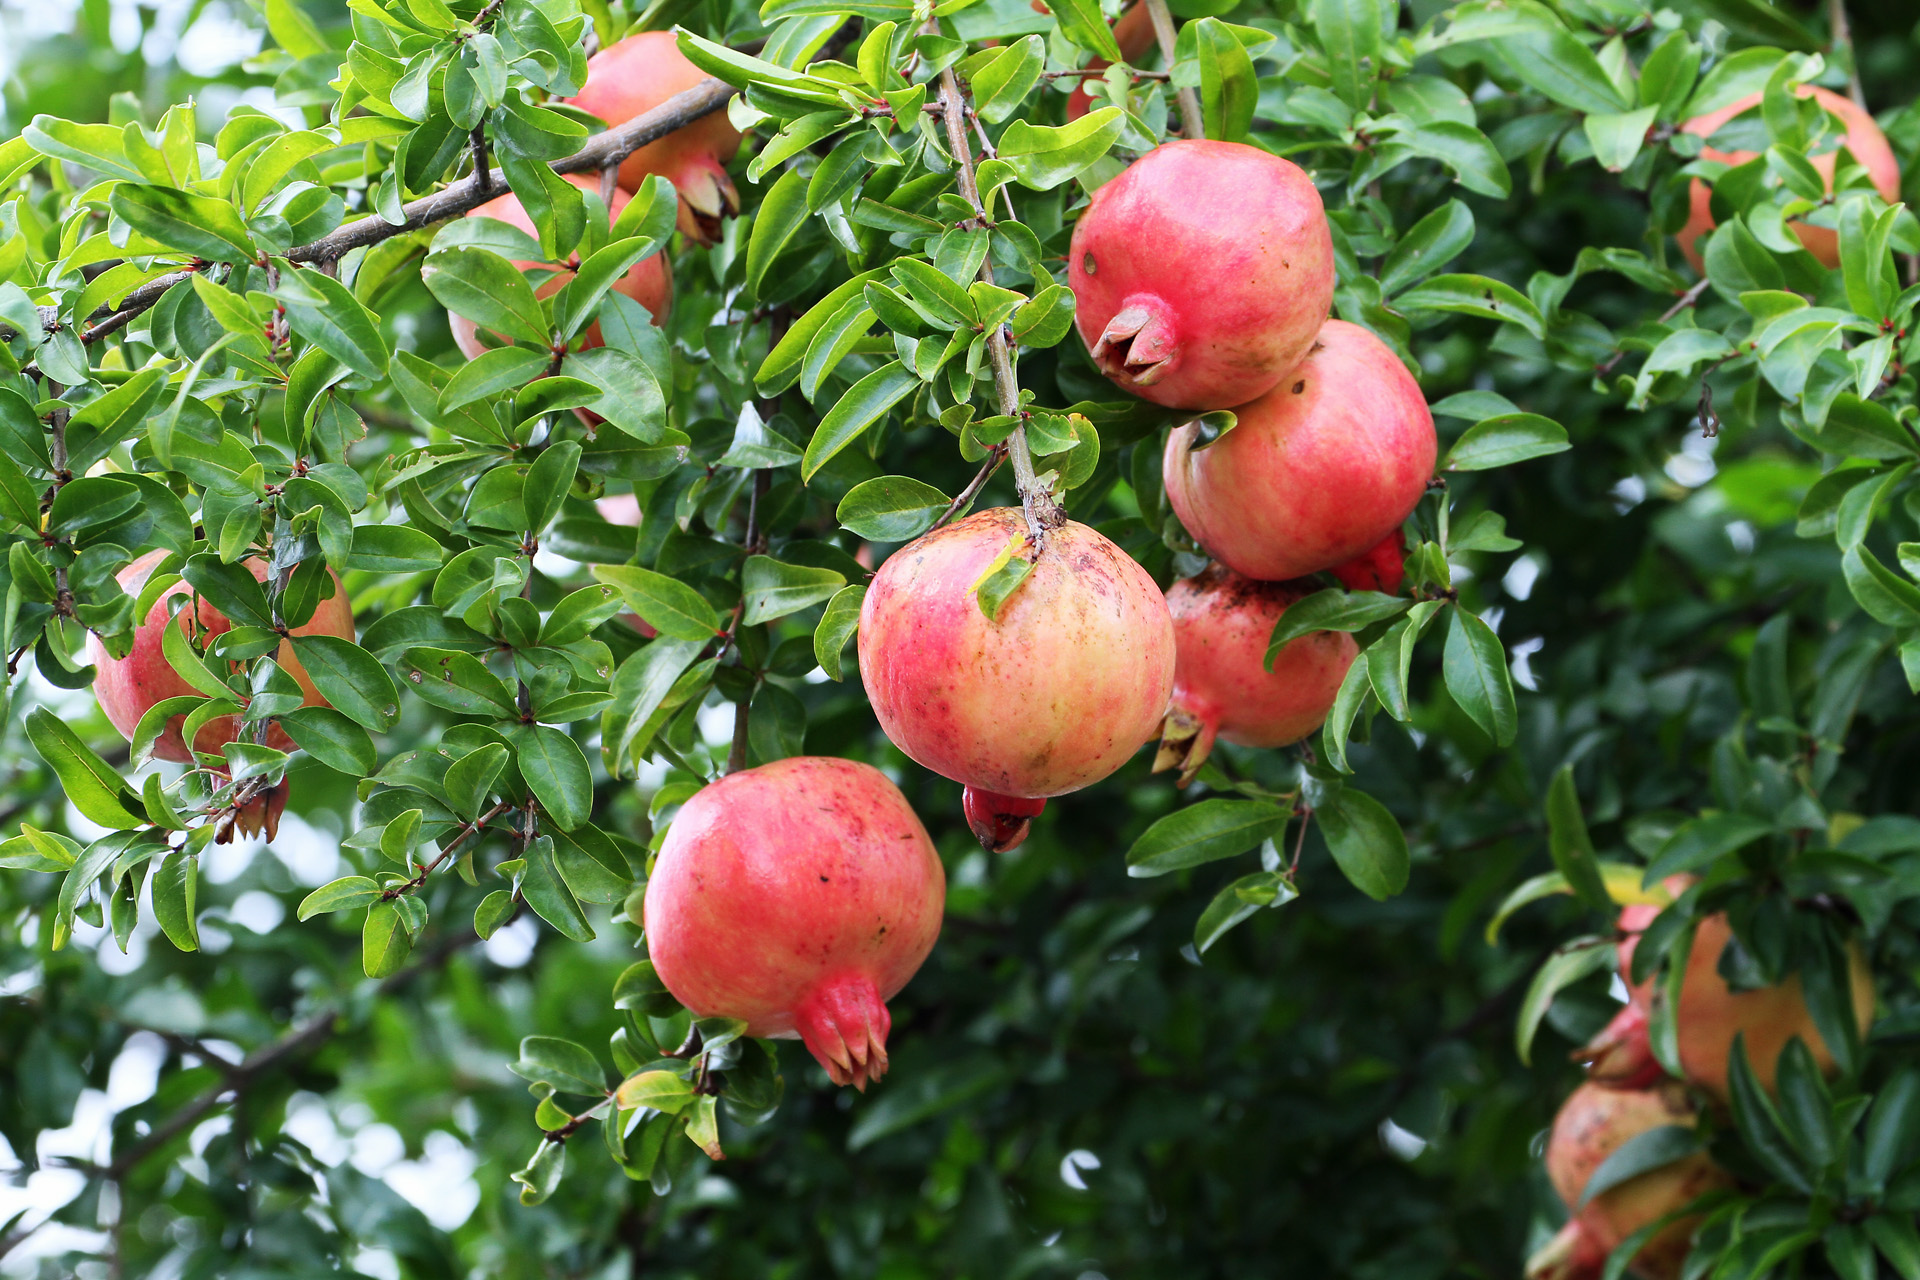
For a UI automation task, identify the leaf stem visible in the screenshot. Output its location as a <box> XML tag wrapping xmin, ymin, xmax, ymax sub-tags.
<box><xmin>1143</xmin><ymin>0</ymin><xmax>1203</xmax><ymax>140</ymax></box>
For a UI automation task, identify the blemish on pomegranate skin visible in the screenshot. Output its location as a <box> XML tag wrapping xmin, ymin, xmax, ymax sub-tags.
<box><xmin>1293</xmin><ymin>380</ymin><xmax>1306</xmax><ymax>394</ymax></box>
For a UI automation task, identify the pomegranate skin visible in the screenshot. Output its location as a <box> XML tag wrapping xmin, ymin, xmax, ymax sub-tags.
<box><xmin>1679</xmin><ymin>86</ymin><xmax>1899</xmax><ymax>272</ymax></box>
<box><xmin>1618</xmin><ymin>899</ymin><xmax>1875</xmax><ymax>1099</ymax></box>
<box><xmin>1575</xmin><ymin>1002</ymin><xmax>1665</xmax><ymax>1091</ymax></box>
<box><xmin>858</xmin><ymin>508</ymin><xmax>1175</xmax><ymax>798</ymax></box>
<box><xmin>1068</xmin><ymin>140</ymin><xmax>1334</xmax><ymax>410</ymax></box>
<box><xmin>1164</xmin><ymin>320</ymin><xmax>1436</xmax><ymax>581</ymax></box>
<box><xmin>962</xmin><ymin>787</ymin><xmax>1046</xmax><ymax>853</ymax></box>
<box><xmin>449</xmin><ymin>175</ymin><xmax>672</xmax><ymax>361</ymax></box>
<box><xmin>1533</xmin><ymin>1082</ymin><xmax>1732</xmax><ymax>1280</ymax></box>
<box><xmin>1155</xmin><ymin>566</ymin><xmax>1355</xmax><ymax>782</ymax></box>
<box><xmin>565</xmin><ymin>31</ymin><xmax>744</xmax><ymax>244</ymax></box>
<box><xmin>1329</xmin><ymin>529</ymin><xmax>1407</xmax><ymax>595</ymax></box>
<box><xmin>644</xmin><ymin>757</ymin><xmax>945</xmax><ymax>1090</ymax></box>
<box><xmin>87</xmin><ymin>549</ymin><xmax>356</xmax><ymax>764</ymax></box>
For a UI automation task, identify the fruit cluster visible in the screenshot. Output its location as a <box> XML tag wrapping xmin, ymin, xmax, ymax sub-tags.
<box><xmin>1532</xmin><ymin>880</ymin><xmax>1874</xmax><ymax>1280</ymax></box>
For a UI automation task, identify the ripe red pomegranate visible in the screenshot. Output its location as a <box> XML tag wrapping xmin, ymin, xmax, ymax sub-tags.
<box><xmin>1155</xmin><ymin>565</ymin><xmax>1356</xmax><ymax>782</ymax></box>
<box><xmin>859</xmin><ymin>508</ymin><xmax>1175</xmax><ymax>799</ymax></box>
<box><xmin>449</xmin><ymin>175</ymin><xmax>672</xmax><ymax>361</ymax></box>
<box><xmin>1529</xmin><ymin>1082</ymin><xmax>1732</xmax><ymax>1280</ymax></box>
<box><xmin>565</xmin><ymin>31</ymin><xmax>743</xmax><ymax>244</ymax></box>
<box><xmin>644</xmin><ymin>757</ymin><xmax>945</xmax><ymax>1090</ymax></box>
<box><xmin>1329</xmin><ymin>529</ymin><xmax>1407</xmax><ymax>595</ymax></box>
<box><xmin>1678</xmin><ymin>86</ymin><xmax>1899</xmax><ymax>272</ymax></box>
<box><xmin>1163</xmin><ymin>320</ymin><xmax>1436</xmax><ymax>581</ymax></box>
<box><xmin>1574</xmin><ymin>1001</ymin><xmax>1664</xmax><ymax>1091</ymax></box>
<box><xmin>87</xmin><ymin>549</ymin><xmax>355</xmax><ymax>764</ymax></box>
<box><xmin>1064</xmin><ymin>4</ymin><xmax>1156</xmax><ymax>121</ymax></box>
<box><xmin>1068</xmin><ymin>140</ymin><xmax>1334</xmax><ymax>410</ymax></box>
<box><xmin>962</xmin><ymin>786</ymin><xmax>1047</xmax><ymax>853</ymax></box>
<box><xmin>1616</xmin><ymin>891</ymin><xmax>1875</xmax><ymax>1098</ymax></box>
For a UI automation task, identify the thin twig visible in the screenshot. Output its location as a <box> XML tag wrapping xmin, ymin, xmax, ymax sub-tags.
<box><xmin>1596</xmin><ymin>278</ymin><xmax>1711</xmax><ymax>376</ymax></box>
<box><xmin>1828</xmin><ymin>0</ymin><xmax>1866</xmax><ymax>109</ymax></box>
<box><xmin>934</xmin><ymin>447</ymin><xmax>1007</xmax><ymax>529</ymax></box>
<box><xmin>1143</xmin><ymin>0</ymin><xmax>1203</xmax><ymax>139</ymax></box>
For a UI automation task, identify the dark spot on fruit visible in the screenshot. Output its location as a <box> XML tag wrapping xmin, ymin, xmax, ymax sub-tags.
<box><xmin>819</xmin><ymin>875</ymin><xmax>829</xmax><ymax>882</ymax></box>
<box><xmin>1083</xmin><ymin>252</ymin><xmax>1097</xmax><ymax>275</ymax></box>
<box><xmin>1293</xmin><ymin>380</ymin><xmax>1305</xmax><ymax>394</ymax></box>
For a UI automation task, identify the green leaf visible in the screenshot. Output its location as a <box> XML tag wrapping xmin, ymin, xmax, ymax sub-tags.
<box><xmin>1308</xmin><ymin>0</ymin><xmax>1382</xmax><ymax>110</ymax></box>
<box><xmin>1194</xmin><ymin>870</ymin><xmax>1298</xmax><ymax>955</ymax></box>
<box><xmin>109</xmin><ymin>184</ymin><xmax>256</xmax><ymax>262</ymax></box>
<box><xmin>516</xmin><ymin>727</ymin><xmax>593</xmax><ymax>831</ymax></box>
<box><xmin>361</xmin><ymin>899</ymin><xmax>415</xmax><ymax>978</ymax></box>
<box><xmin>297</xmin><ymin>875</ymin><xmax>383</xmax><ymax>920</ymax></box>
<box><xmin>1396</xmin><ymin>274</ymin><xmax>1545</xmax><ymax>339</ymax></box>
<box><xmin>1382</xmin><ymin>122</ymin><xmax>1511</xmax><ymax>199</ymax></box>
<box><xmin>26</xmin><ymin>709</ymin><xmax>146</xmax><ymax>829</ymax></box>
<box><xmin>1194</xmin><ymin>18</ymin><xmax>1257</xmax><ymax>143</ymax></box>
<box><xmin>396</xmin><ymin>647</ymin><xmax>519</xmax><ymax>717</ymax></box>
<box><xmin>1643</xmin><ymin>812</ymin><xmax>1776</xmax><ymax>884</ymax></box>
<box><xmin>1443</xmin><ymin>607</ymin><xmax>1517</xmax><ymax>747</ymax></box>
<box><xmin>289</xmin><ymin>635</ymin><xmax>401</xmax><ymax>731</ymax></box>
<box><xmin>1490</xmin><ymin>22</ymin><xmax>1629</xmax><ymax>115</ymax></box>
<box><xmin>996</xmin><ymin>109</ymin><xmax>1125</xmax><ymax>191</ymax></box>
<box><xmin>745</xmin><ymin>167</ymin><xmax>811</xmax><ymax>301</ymax></box>
<box><xmin>519</xmin><ymin>834</ymin><xmax>595</xmax><ymax>941</ymax></box>
<box><xmin>421</xmin><ymin>246</ymin><xmax>549</xmax><ymax>347</ymax></box>
<box><xmin>837</xmin><ymin>476</ymin><xmax>950</xmax><ymax>542</ymax></box>
<box><xmin>1047</xmin><ymin>0</ymin><xmax>1123</xmax><ymax>60</ymax></box>
<box><xmin>615</xmin><ymin>1068</ymin><xmax>696</xmax><ymax>1113</ymax></box>
<box><xmin>1515</xmin><ymin>938</ymin><xmax>1612</xmax><ymax>1065</ymax></box>
<box><xmin>441</xmin><ymin>347</ymin><xmax>550</xmax><ymax>412</ymax></box>
<box><xmin>814</xmin><ymin>584</ymin><xmax>866</xmax><ymax>682</ymax></box>
<box><xmin>1010</xmin><ymin>283</ymin><xmax>1075</xmax><ymax>349</ymax></box>
<box><xmin>553</xmin><ymin>238</ymin><xmax>663</xmax><ymax>341</ymax></box>
<box><xmin>182</xmin><ymin>554</ymin><xmax>274</xmax><ymax>629</ymax></box>
<box><xmin>741</xmin><ymin>555</ymin><xmax>844</xmax><ymax>626</ymax></box>
<box><xmin>1579</xmin><ymin>1124</ymin><xmax>1703</xmax><ymax>1207</ymax></box>
<box><xmin>1545</xmin><ymin>763</ymin><xmax>1611</xmax><ymax>908</ymax></box>
<box><xmin>1314</xmin><ymin>787</ymin><xmax>1410</xmax><ymax>901</ymax></box>
<box><xmin>756</xmin><ymin>268</ymin><xmax>889</xmax><ymax>395</ymax></box>
<box><xmin>971</xmin><ymin>36</ymin><xmax>1045</xmax><ymax>124</ymax></box>
<box><xmin>150</xmin><ymin>850</ymin><xmax>199</xmax><ymax>951</ymax></box>
<box><xmin>345</xmin><ymin>525</ymin><xmax>445</xmax><ymax>573</ymax></box>
<box><xmin>274</xmin><ymin>266</ymin><xmax>392</xmax><ymax>380</ymax></box>
<box><xmin>591</xmin><ymin>565</ymin><xmax>722</xmax><ymax>640</ymax></box>
<box><xmin>1266</xmin><ymin>589</ymin><xmax>1409</xmax><ymax>666</ymax></box>
<box><xmin>1583</xmin><ymin>106</ymin><xmax>1659</xmax><ymax>172</ymax></box>
<box><xmin>1444</xmin><ymin>413</ymin><xmax>1569</xmax><ymax>470</ymax></box>
<box><xmin>1126</xmin><ymin>799</ymin><xmax>1289</xmax><ymax>878</ymax></box>
<box><xmin>1843</xmin><ymin>545</ymin><xmax>1920</xmax><ymax>628</ymax></box>
<box><xmin>1380</xmin><ymin>200</ymin><xmax>1475</xmax><ymax>295</ymax></box>
<box><xmin>801</xmin><ymin>361</ymin><xmax>919</xmax><ymax>482</ymax></box>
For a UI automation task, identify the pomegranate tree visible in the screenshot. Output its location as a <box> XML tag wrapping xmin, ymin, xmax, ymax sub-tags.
<box><xmin>1067</xmin><ymin>140</ymin><xmax>1334</xmax><ymax>410</ymax></box>
<box><xmin>87</xmin><ymin>549</ymin><xmax>355</xmax><ymax>765</ymax></box>
<box><xmin>1530</xmin><ymin>1082</ymin><xmax>1732</xmax><ymax>1280</ymax></box>
<box><xmin>1616</xmin><ymin>899</ymin><xmax>1875</xmax><ymax>1098</ymax></box>
<box><xmin>1163</xmin><ymin>320</ymin><xmax>1436</xmax><ymax>581</ymax></box>
<box><xmin>644</xmin><ymin>757</ymin><xmax>945</xmax><ymax>1090</ymax></box>
<box><xmin>1678</xmin><ymin>86</ymin><xmax>1900</xmax><ymax>272</ymax></box>
<box><xmin>449</xmin><ymin>175</ymin><xmax>672</xmax><ymax>361</ymax></box>
<box><xmin>1155</xmin><ymin>566</ymin><xmax>1356</xmax><ymax>783</ymax></box>
<box><xmin>859</xmin><ymin>508</ymin><xmax>1175</xmax><ymax>805</ymax></box>
<box><xmin>566</xmin><ymin>31</ymin><xmax>744</xmax><ymax>243</ymax></box>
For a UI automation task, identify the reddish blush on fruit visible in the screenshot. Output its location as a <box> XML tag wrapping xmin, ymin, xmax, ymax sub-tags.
<box><xmin>644</xmin><ymin>757</ymin><xmax>946</xmax><ymax>1090</ymax></box>
<box><xmin>1164</xmin><ymin>320</ymin><xmax>1436</xmax><ymax>581</ymax></box>
<box><xmin>565</xmin><ymin>31</ymin><xmax>744</xmax><ymax>243</ymax></box>
<box><xmin>449</xmin><ymin>175</ymin><xmax>672</xmax><ymax>362</ymax></box>
<box><xmin>1573</xmin><ymin>1001</ymin><xmax>1664</xmax><ymax>1091</ymax></box>
<box><xmin>87</xmin><ymin>549</ymin><xmax>355</xmax><ymax>765</ymax></box>
<box><xmin>1616</xmin><ymin>890</ymin><xmax>1875</xmax><ymax>1099</ymax></box>
<box><xmin>1154</xmin><ymin>566</ymin><xmax>1356</xmax><ymax>783</ymax></box>
<box><xmin>859</xmin><ymin>508</ymin><xmax>1175</xmax><ymax>799</ymax></box>
<box><xmin>1068</xmin><ymin>140</ymin><xmax>1334</xmax><ymax>411</ymax></box>
<box><xmin>1677</xmin><ymin>86</ymin><xmax>1900</xmax><ymax>272</ymax></box>
<box><xmin>1329</xmin><ymin>529</ymin><xmax>1407</xmax><ymax>595</ymax></box>
<box><xmin>1529</xmin><ymin>1081</ymin><xmax>1732</xmax><ymax>1280</ymax></box>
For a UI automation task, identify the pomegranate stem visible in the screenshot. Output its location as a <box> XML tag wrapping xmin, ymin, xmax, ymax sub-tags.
<box><xmin>1143</xmin><ymin>0</ymin><xmax>1204</xmax><ymax>140</ymax></box>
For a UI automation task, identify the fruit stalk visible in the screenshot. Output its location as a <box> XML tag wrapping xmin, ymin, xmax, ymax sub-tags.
<box><xmin>1143</xmin><ymin>0</ymin><xmax>1204</xmax><ymax>140</ymax></box>
<box><xmin>932</xmin><ymin>58</ymin><xmax>1063</xmax><ymax>542</ymax></box>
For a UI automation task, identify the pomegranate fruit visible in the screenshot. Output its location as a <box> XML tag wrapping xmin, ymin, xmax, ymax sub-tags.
<box><xmin>449</xmin><ymin>175</ymin><xmax>672</xmax><ymax>361</ymax></box>
<box><xmin>1163</xmin><ymin>320</ymin><xmax>1436</xmax><ymax>581</ymax></box>
<box><xmin>1529</xmin><ymin>1081</ymin><xmax>1732</xmax><ymax>1280</ymax></box>
<box><xmin>1064</xmin><ymin>4</ymin><xmax>1157</xmax><ymax>121</ymax></box>
<box><xmin>962</xmin><ymin>787</ymin><xmax>1047</xmax><ymax>853</ymax></box>
<box><xmin>1329</xmin><ymin>529</ymin><xmax>1407</xmax><ymax>595</ymax></box>
<box><xmin>858</xmin><ymin>508</ymin><xmax>1175</xmax><ymax>799</ymax></box>
<box><xmin>565</xmin><ymin>31</ymin><xmax>744</xmax><ymax>244</ymax></box>
<box><xmin>1067</xmin><ymin>140</ymin><xmax>1334</xmax><ymax>410</ymax></box>
<box><xmin>1678</xmin><ymin>86</ymin><xmax>1900</xmax><ymax>272</ymax></box>
<box><xmin>87</xmin><ymin>549</ymin><xmax>355</xmax><ymax>765</ymax></box>
<box><xmin>644</xmin><ymin>757</ymin><xmax>945</xmax><ymax>1090</ymax></box>
<box><xmin>1616</xmin><ymin>896</ymin><xmax>1875</xmax><ymax>1098</ymax></box>
<box><xmin>1153</xmin><ymin>565</ymin><xmax>1357</xmax><ymax>783</ymax></box>
<box><xmin>1574</xmin><ymin>1001</ymin><xmax>1664</xmax><ymax>1091</ymax></box>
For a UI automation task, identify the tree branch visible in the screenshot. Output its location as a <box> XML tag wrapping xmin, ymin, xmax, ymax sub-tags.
<box><xmin>1143</xmin><ymin>0</ymin><xmax>1204</xmax><ymax>140</ymax></box>
<box><xmin>1828</xmin><ymin>0</ymin><xmax>1866</xmax><ymax>109</ymax></box>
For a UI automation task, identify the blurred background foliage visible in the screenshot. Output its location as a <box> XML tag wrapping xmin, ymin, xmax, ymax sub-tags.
<box><xmin>3</xmin><ymin>0</ymin><xmax>1920</xmax><ymax>1277</ymax></box>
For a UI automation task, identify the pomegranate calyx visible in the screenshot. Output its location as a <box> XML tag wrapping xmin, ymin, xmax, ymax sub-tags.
<box><xmin>1092</xmin><ymin>300</ymin><xmax>1177</xmax><ymax>387</ymax></box>
<box><xmin>1152</xmin><ymin>704</ymin><xmax>1219</xmax><ymax>786</ymax></box>
<box><xmin>675</xmin><ymin>162</ymin><xmax>742</xmax><ymax>245</ymax></box>
<box><xmin>793</xmin><ymin>972</ymin><xmax>893</xmax><ymax>1092</ymax></box>
<box><xmin>962</xmin><ymin>787</ymin><xmax>1047</xmax><ymax>853</ymax></box>
<box><xmin>1524</xmin><ymin>1220</ymin><xmax>1605</xmax><ymax>1280</ymax></box>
